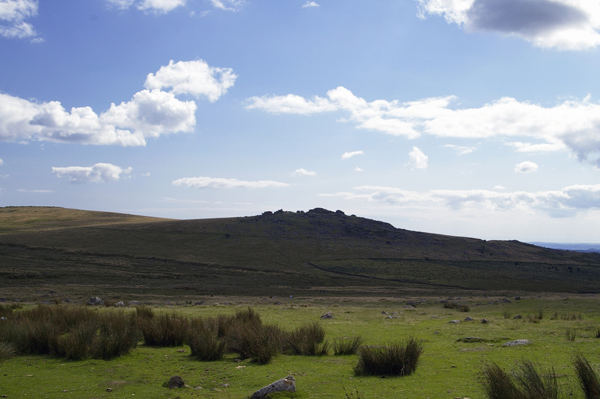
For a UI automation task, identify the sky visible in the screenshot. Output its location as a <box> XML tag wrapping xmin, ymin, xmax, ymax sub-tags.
<box><xmin>1</xmin><ymin>0</ymin><xmax>600</xmax><ymax>242</ymax></box>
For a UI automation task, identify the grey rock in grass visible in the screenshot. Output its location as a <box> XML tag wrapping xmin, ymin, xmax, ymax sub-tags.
<box><xmin>481</xmin><ymin>318</ymin><xmax>489</xmax><ymax>324</ymax></box>
<box><xmin>320</xmin><ymin>312</ymin><xmax>333</xmax><ymax>319</ymax></box>
<box><xmin>114</xmin><ymin>301</ymin><xmax>125</xmax><ymax>307</ymax></box>
<box><xmin>513</xmin><ymin>314</ymin><xmax>522</xmax><ymax>319</ymax></box>
<box><xmin>464</xmin><ymin>316</ymin><xmax>474</xmax><ymax>321</ymax></box>
<box><xmin>166</xmin><ymin>376</ymin><xmax>185</xmax><ymax>389</ymax></box>
<box><xmin>86</xmin><ymin>296</ymin><xmax>104</xmax><ymax>306</ymax></box>
<box><xmin>457</xmin><ymin>337</ymin><xmax>486</xmax><ymax>343</ymax></box>
<box><xmin>502</xmin><ymin>339</ymin><xmax>530</xmax><ymax>347</ymax></box>
<box><xmin>250</xmin><ymin>375</ymin><xmax>296</xmax><ymax>399</ymax></box>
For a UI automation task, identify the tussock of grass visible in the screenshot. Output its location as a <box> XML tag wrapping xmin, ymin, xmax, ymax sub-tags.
<box><xmin>481</xmin><ymin>361</ymin><xmax>558</xmax><ymax>399</ymax></box>
<box><xmin>566</xmin><ymin>328</ymin><xmax>577</xmax><ymax>342</ymax></box>
<box><xmin>186</xmin><ymin>318</ymin><xmax>225</xmax><ymax>361</ymax></box>
<box><xmin>286</xmin><ymin>322</ymin><xmax>328</xmax><ymax>356</ymax></box>
<box><xmin>443</xmin><ymin>302</ymin><xmax>470</xmax><ymax>312</ymax></box>
<box><xmin>333</xmin><ymin>336</ymin><xmax>362</xmax><ymax>355</ymax></box>
<box><xmin>354</xmin><ymin>338</ymin><xmax>423</xmax><ymax>376</ymax></box>
<box><xmin>0</xmin><ymin>342</ymin><xmax>15</xmax><ymax>361</ymax></box>
<box><xmin>139</xmin><ymin>313</ymin><xmax>189</xmax><ymax>347</ymax></box>
<box><xmin>574</xmin><ymin>355</ymin><xmax>600</xmax><ymax>399</ymax></box>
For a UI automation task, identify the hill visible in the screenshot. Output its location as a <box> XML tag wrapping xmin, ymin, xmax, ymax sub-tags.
<box><xmin>1</xmin><ymin>206</ymin><xmax>599</xmax><ymax>301</ymax></box>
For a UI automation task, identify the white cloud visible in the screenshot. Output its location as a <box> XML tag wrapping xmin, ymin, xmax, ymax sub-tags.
<box><xmin>321</xmin><ymin>184</ymin><xmax>600</xmax><ymax>217</ymax></box>
<box><xmin>302</xmin><ymin>1</ymin><xmax>319</xmax><ymax>8</ymax></box>
<box><xmin>408</xmin><ymin>146</ymin><xmax>429</xmax><ymax>169</ymax></box>
<box><xmin>173</xmin><ymin>176</ymin><xmax>289</xmax><ymax>189</ymax></box>
<box><xmin>17</xmin><ymin>188</ymin><xmax>53</xmax><ymax>193</ymax></box>
<box><xmin>354</xmin><ymin>167</ymin><xmax>364</xmax><ymax>172</ymax></box>
<box><xmin>52</xmin><ymin>163</ymin><xmax>132</xmax><ymax>183</ymax></box>
<box><xmin>293</xmin><ymin>168</ymin><xmax>316</xmax><ymax>176</ymax></box>
<box><xmin>248</xmin><ymin>87</ymin><xmax>600</xmax><ymax>167</ymax></box>
<box><xmin>107</xmin><ymin>0</ymin><xmax>186</xmax><ymax>13</ymax></box>
<box><xmin>210</xmin><ymin>0</ymin><xmax>244</xmax><ymax>11</ymax></box>
<box><xmin>145</xmin><ymin>59</ymin><xmax>236</xmax><ymax>102</ymax></box>
<box><xmin>0</xmin><ymin>0</ymin><xmax>39</xmax><ymax>40</ymax></box>
<box><xmin>0</xmin><ymin>59</ymin><xmax>235</xmax><ymax>146</ymax></box>
<box><xmin>417</xmin><ymin>0</ymin><xmax>600</xmax><ymax>50</ymax></box>
<box><xmin>515</xmin><ymin>160</ymin><xmax>539</xmax><ymax>173</ymax></box>
<box><xmin>0</xmin><ymin>158</ymin><xmax>3</xmax><ymax>166</ymax></box>
<box><xmin>444</xmin><ymin>143</ymin><xmax>475</xmax><ymax>155</ymax></box>
<box><xmin>341</xmin><ymin>150</ymin><xmax>364</xmax><ymax>160</ymax></box>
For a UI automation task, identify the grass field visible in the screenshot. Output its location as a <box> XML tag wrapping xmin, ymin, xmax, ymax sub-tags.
<box><xmin>1</xmin><ymin>296</ymin><xmax>600</xmax><ymax>398</ymax></box>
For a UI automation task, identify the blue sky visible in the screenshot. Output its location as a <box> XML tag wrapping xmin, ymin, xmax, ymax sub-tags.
<box><xmin>1</xmin><ymin>0</ymin><xmax>600</xmax><ymax>242</ymax></box>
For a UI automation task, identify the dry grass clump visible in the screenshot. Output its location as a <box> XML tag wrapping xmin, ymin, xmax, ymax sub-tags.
<box><xmin>286</xmin><ymin>322</ymin><xmax>329</xmax><ymax>356</ymax></box>
<box><xmin>139</xmin><ymin>313</ymin><xmax>189</xmax><ymax>347</ymax></box>
<box><xmin>574</xmin><ymin>355</ymin><xmax>600</xmax><ymax>399</ymax></box>
<box><xmin>333</xmin><ymin>336</ymin><xmax>362</xmax><ymax>355</ymax></box>
<box><xmin>481</xmin><ymin>360</ymin><xmax>558</xmax><ymax>399</ymax></box>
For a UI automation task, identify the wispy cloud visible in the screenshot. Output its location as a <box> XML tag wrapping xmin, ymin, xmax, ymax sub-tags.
<box><xmin>0</xmin><ymin>0</ymin><xmax>40</xmax><ymax>41</ymax></box>
<box><xmin>17</xmin><ymin>188</ymin><xmax>53</xmax><ymax>193</ymax></box>
<box><xmin>408</xmin><ymin>146</ymin><xmax>428</xmax><ymax>169</ymax></box>
<box><xmin>52</xmin><ymin>163</ymin><xmax>132</xmax><ymax>183</ymax></box>
<box><xmin>514</xmin><ymin>161</ymin><xmax>539</xmax><ymax>174</ymax></box>
<box><xmin>172</xmin><ymin>176</ymin><xmax>289</xmax><ymax>189</ymax></box>
<box><xmin>302</xmin><ymin>1</ymin><xmax>319</xmax><ymax>8</ymax></box>
<box><xmin>248</xmin><ymin>87</ymin><xmax>600</xmax><ymax>167</ymax></box>
<box><xmin>444</xmin><ymin>143</ymin><xmax>475</xmax><ymax>155</ymax></box>
<box><xmin>210</xmin><ymin>0</ymin><xmax>244</xmax><ymax>12</ymax></box>
<box><xmin>107</xmin><ymin>0</ymin><xmax>186</xmax><ymax>14</ymax></box>
<box><xmin>293</xmin><ymin>168</ymin><xmax>316</xmax><ymax>176</ymax></box>
<box><xmin>321</xmin><ymin>184</ymin><xmax>600</xmax><ymax>218</ymax></box>
<box><xmin>341</xmin><ymin>150</ymin><xmax>364</xmax><ymax>160</ymax></box>
<box><xmin>417</xmin><ymin>0</ymin><xmax>600</xmax><ymax>50</ymax></box>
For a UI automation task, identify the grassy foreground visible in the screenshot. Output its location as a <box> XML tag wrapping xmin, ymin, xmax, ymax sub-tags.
<box><xmin>1</xmin><ymin>296</ymin><xmax>600</xmax><ymax>398</ymax></box>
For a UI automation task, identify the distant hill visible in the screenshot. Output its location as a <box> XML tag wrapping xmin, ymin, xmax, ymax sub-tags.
<box><xmin>1</xmin><ymin>206</ymin><xmax>600</xmax><ymax>300</ymax></box>
<box><xmin>530</xmin><ymin>242</ymin><xmax>600</xmax><ymax>254</ymax></box>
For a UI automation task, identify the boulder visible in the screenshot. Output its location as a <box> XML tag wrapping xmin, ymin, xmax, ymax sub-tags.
<box><xmin>513</xmin><ymin>314</ymin><xmax>522</xmax><ymax>319</ymax></box>
<box><xmin>114</xmin><ymin>301</ymin><xmax>125</xmax><ymax>307</ymax></box>
<box><xmin>449</xmin><ymin>320</ymin><xmax>460</xmax><ymax>324</ymax></box>
<box><xmin>166</xmin><ymin>376</ymin><xmax>185</xmax><ymax>389</ymax></box>
<box><xmin>320</xmin><ymin>312</ymin><xmax>333</xmax><ymax>319</ymax></box>
<box><xmin>86</xmin><ymin>297</ymin><xmax>104</xmax><ymax>306</ymax></box>
<box><xmin>250</xmin><ymin>376</ymin><xmax>296</xmax><ymax>399</ymax></box>
<box><xmin>481</xmin><ymin>319</ymin><xmax>489</xmax><ymax>324</ymax></box>
<box><xmin>502</xmin><ymin>339</ymin><xmax>530</xmax><ymax>347</ymax></box>
<box><xmin>463</xmin><ymin>316</ymin><xmax>474</xmax><ymax>322</ymax></box>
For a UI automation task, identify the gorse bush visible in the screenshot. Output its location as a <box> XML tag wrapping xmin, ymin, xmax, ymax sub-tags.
<box><xmin>0</xmin><ymin>305</ymin><xmax>138</xmax><ymax>360</ymax></box>
<box><xmin>333</xmin><ymin>336</ymin><xmax>362</xmax><ymax>355</ymax></box>
<box><xmin>574</xmin><ymin>355</ymin><xmax>600</xmax><ymax>399</ymax></box>
<box><xmin>354</xmin><ymin>338</ymin><xmax>423</xmax><ymax>376</ymax></box>
<box><xmin>481</xmin><ymin>361</ymin><xmax>558</xmax><ymax>399</ymax></box>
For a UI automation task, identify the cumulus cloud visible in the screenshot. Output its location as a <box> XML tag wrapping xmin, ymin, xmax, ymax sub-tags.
<box><xmin>515</xmin><ymin>160</ymin><xmax>539</xmax><ymax>173</ymax></box>
<box><xmin>52</xmin><ymin>163</ymin><xmax>132</xmax><ymax>183</ymax></box>
<box><xmin>0</xmin><ymin>59</ymin><xmax>235</xmax><ymax>146</ymax></box>
<box><xmin>210</xmin><ymin>0</ymin><xmax>244</xmax><ymax>11</ymax></box>
<box><xmin>0</xmin><ymin>158</ymin><xmax>3</xmax><ymax>166</ymax></box>
<box><xmin>354</xmin><ymin>167</ymin><xmax>364</xmax><ymax>172</ymax></box>
<box><xmin>173</xmin><ymin>176</ymin><xmax>289</xmax><ymax>189</ymax></box>
<box><xmin>321</xmin><ymin>184</ymin><xmax>600</xmax><ymax>217</ymax></box>
<box><xmin>417</xmin><ymin>0</ymin><xmax>600</xmax><ymax>50</ymax></box>
<box><xmin>302</xmin><ymin>1</ymin><xmax>319</xmax><ymax>8</ymax></box>
<box><xmin>145</xmin><ymin>59</ymin><xmax>236</xmax><ymax>102</ymax></box>
<box><xmin>248</xmin><ymin>87</ymin><xmax>600</xmax><ymax>167</ymax></box>
<box><xmin>107</xmin><ymin>0</ymin><xmax>186</xmax><ymax>13</ymax></box>
<box><xmin>444</xmin><ymin>143</ymin><xmax>475</xmax><ymax>155</ymax></box>
<box><xmin>341</xmin><ymin>150</ymin><xmax>364</xmax><ymax>160</ymax></box>
<box><xmin>293</xmin><ymin>168</ymin><xmax>316</xmax><ymax>176</ymax></box>
<box><xmin>0</xmin><ymin>0</ymin><xmax>39</xmax><ymax>40</ymax></box>
<box><xmin>408</xmin><ymin>146</ymin><xmax>429</xmax><ymax>169</ymax></box>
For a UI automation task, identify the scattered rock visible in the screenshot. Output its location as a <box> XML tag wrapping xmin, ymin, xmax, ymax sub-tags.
<box><xmin>194</xmin><ymin>386</ymin><xmax>203</xmax><ymax>390</ymax></box>
<box><xmin>463</xmin><ymin>316</ymin><xmax>474</xmax><ymax>322</ymax></box>
<box><xmin>449</xmin><ymin>320</ymin><xmax>460</xmax><ymax>324</ymax></box>
<box><xmin>501</xmin><ymin>298</ymin><xmax>512</xmax><ymax>303</ymax></box>
<box><xmin>106</xmin><ymin>388</ymin><xmax>113</xmax><ymax>392</ymax></box>
<box><xmin>481</xmin><ymin>319</ymin><xmax>489</xmax><ymax>324</ymax></box>
<box><xmin>86</xmin><ymin>296</ymin><xmax>103</xmax><ymax>306</ymax></box>
<box><xmin>250</xmin><ymin>376</ymin><xmax>296</xmax><ymax>399</ymax></box>
<box><xmin>513</xmin><ymin>314</ymin><xmax>522</xmax><ymax>319</ymax></box>
<box><xmin>128</xmin><ymin>300</ymin><xmax>140</xmax><ymax>306</ymax></box>
<box><xmin>515</xmin><ymin>296</ymin><xmax>521</xmax><ymax>300</ymax></box>
<box><xmin>320</xmin><ymin>312</ymin><xmax>333</xmax><ymax>319</ymax></box>
<box><xmin>114</xmin><ymin>301</ymin><xmax>125</xmax><ymax>307</ymax></box>
<box><xmin>165</xmin><ymin>376</ymin><xmax>185</xmax><ymax>389</ymax></box>
<box><xmin>457</xmin><ymin>337</ymin><xmax>486</xmax><ymax>343</ymax></box>
<box><xmin>502</xmin><ymin>339</ymin><xmax>530</xmax><ymax>347</ymax></box>
<box><xmin>194</xmin><ymin>301</ymin><xmax>204</xmax><ymax>306</ymax></box>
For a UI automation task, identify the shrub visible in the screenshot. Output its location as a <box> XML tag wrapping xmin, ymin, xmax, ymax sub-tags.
<box><xmin>135</xmin><ymin>306</ymin><xmax>154</xmax><ymax>320</ymax></box>
<box><xmin>574</xmin><ymin>355</ymin><xmax>600</xmax><ymax>399</ymax></box>
<box><xmin>286</xmin><ymin>322</ymin><xmax>328</xmax><ymax>356</ymax></box>
<box><xmin>354</xmin><ymin>338</ymin><xmax>423</xmax><ymax>376</ymax></box>
<box><xmin>0</xmin><ymin>342</ymin><xmax>14</xmax><ymax>361</ymax></box>
<box><xmin>187</xmin><ymin>318</ymin><xmax>225</xmax><ymax>361</ymax></box>
<box><xmin>481</xmin><ymin>361</ymin><xmax>558</xmax><ymax>399</ymax></box>
<box><xmin>227</xmin><ymin>322</ymin><xmax>284</xmax><ymax>364</ymax></box>
<box><xmin>444</xmin><ymin>302</ymin><xmax>470</xmax><ymax>312</ymax></box>
<box><xmin>140</xmin><ymin>313</ymin><xmax>189</xmax><ymax>347</ymax></box>
<box><xmin>333</xmin><ymin>336</ymin><xmax>362</xmax><ymax>355</ymax></box>
<box><xmin>92</xmin><ymin>312</ymin><xmax>138</xmax><ymax>360</ymax></box>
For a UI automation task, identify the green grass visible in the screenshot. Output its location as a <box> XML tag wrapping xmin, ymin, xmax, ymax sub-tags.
<box><xmin>1</xmin><ymin>297</ymin><xmax>600</xmax><ymax>398</ymax></box>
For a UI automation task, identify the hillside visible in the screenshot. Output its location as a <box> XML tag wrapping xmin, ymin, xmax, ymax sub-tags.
<box><xmin>1</xmin><ymin>206</ymin><xmax>599</xmax><ymax>301</ymax></box>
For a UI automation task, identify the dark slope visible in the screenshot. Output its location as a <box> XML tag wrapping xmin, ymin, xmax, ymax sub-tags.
<box><xmin>1</xmin><ymin>206</ymin><xmax>599</xmax><ymax>299</ymax></box>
